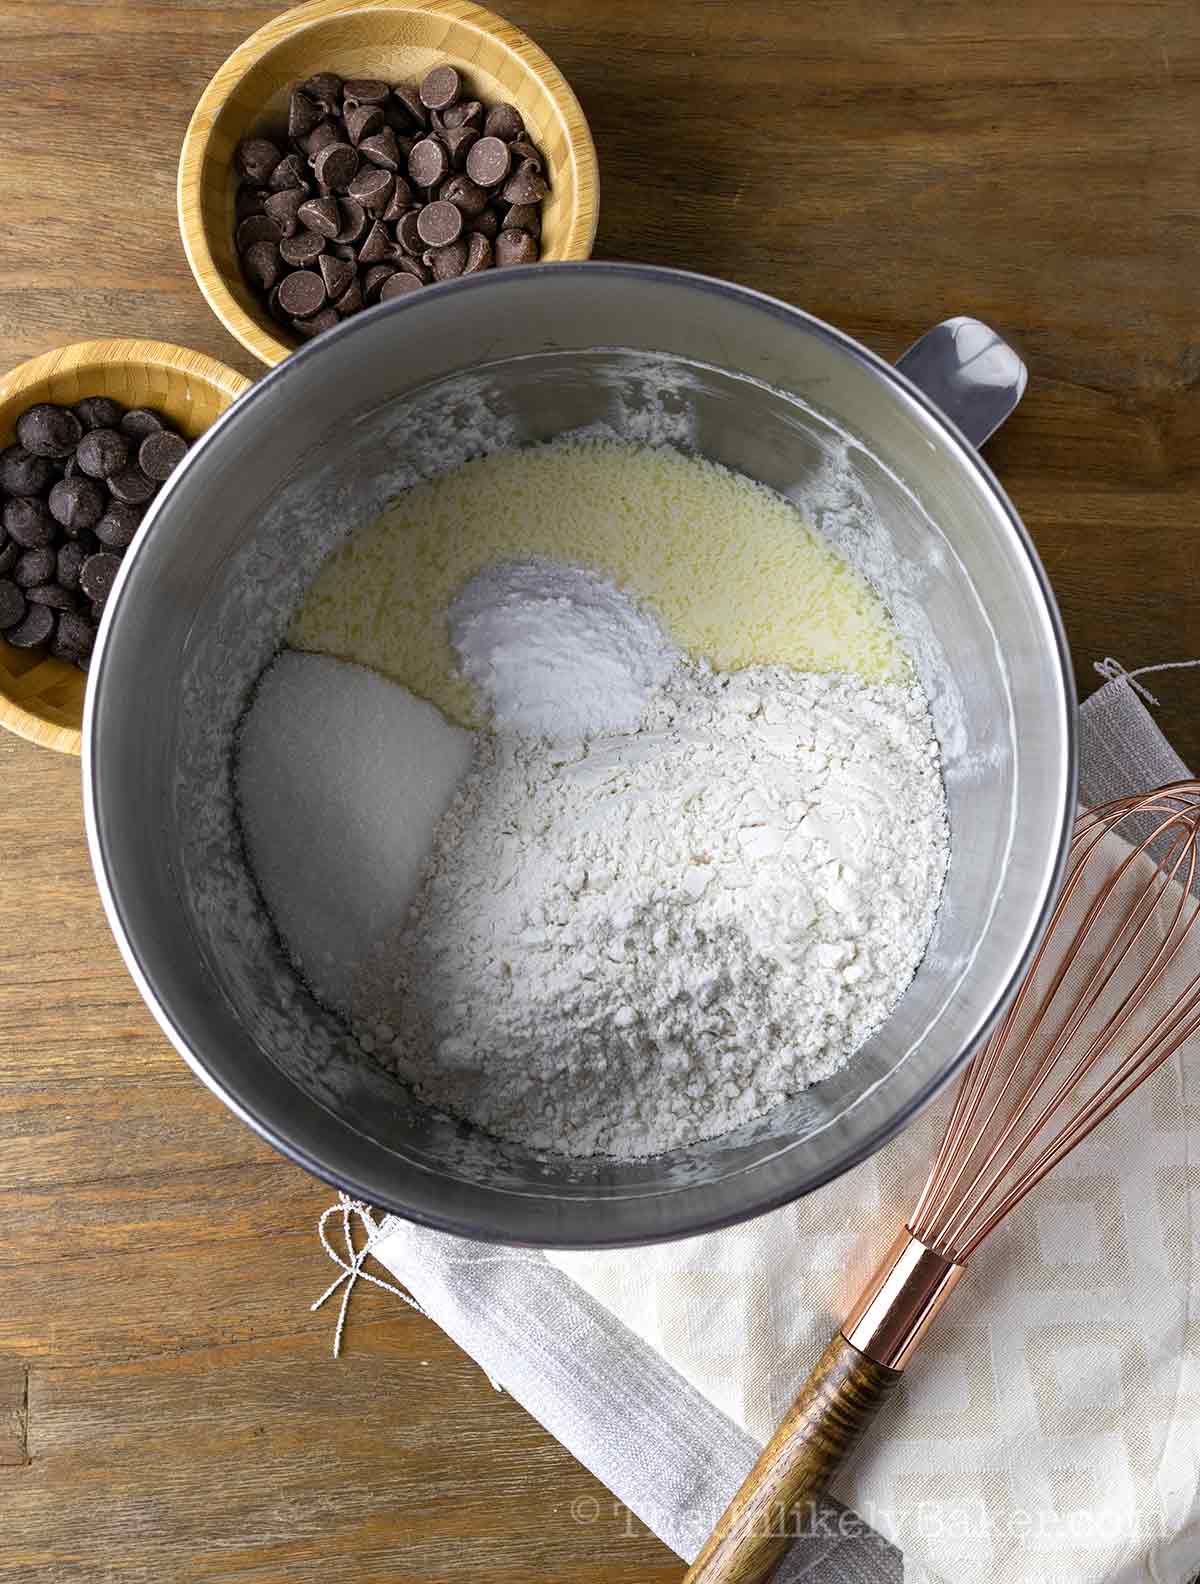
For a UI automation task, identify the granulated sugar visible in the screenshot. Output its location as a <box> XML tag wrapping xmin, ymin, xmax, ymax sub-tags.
<box><xmin>236</xmin><ymin>651</ymin><xmax>473</xmax><ymax>1011</ymax></box>
<box><xmin>354</xmin><ymin>657</ymin><xmax>947</xmax><ymax>1157</ymax></box>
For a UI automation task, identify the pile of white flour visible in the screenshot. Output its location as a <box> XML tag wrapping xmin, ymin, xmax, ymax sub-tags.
<box><xmin>338</xmin><ymin>560</ymin><xmax>949</xmax><ymax>1158</ymax></box>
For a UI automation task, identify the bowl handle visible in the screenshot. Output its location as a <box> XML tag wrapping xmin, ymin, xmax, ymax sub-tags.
<box><xmin>896</xmin><ymin>316</ymin><xmax>1027</xmax><ymax>448</ymax></box>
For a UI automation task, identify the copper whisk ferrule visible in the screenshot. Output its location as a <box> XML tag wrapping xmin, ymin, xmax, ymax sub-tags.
<box><xmin>842</xmin><ymin>1228</ymin><xmax>967</xmax><ymax>1370</ymax></box>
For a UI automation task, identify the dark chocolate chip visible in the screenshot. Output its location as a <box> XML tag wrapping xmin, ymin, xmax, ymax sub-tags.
<box><xmin>509</xmin><ymin>139</ymin><xmax>544</xmax><ymax>171</ymax></box>
<box><xmin>345</xmin><ymin>104</ymin><xmax>385</xmax><ymax>145</ymax></box>
<box><xmin>503</xmin><ymin>201</ymin><xmax>541</xmax><ymax>237</ymax></box>
<box><xmin>74</xmin><ymin>430</ymin><xmax>129</xmax><ymax>478</ymax></box>
<box><xmin>383</xmin><ymin>100</ymin><xmax>412</xmax><ymax>135</ymax></box>
<box><xmin>297</xmin><ymin>195</ymin><xmax>341</xmax><ymax>238</ymax></box>
<box><xmin>334</xmin><ymin>279</ymin><xmax>364</xmax><ymax>316</ymax></box>
<box><xmin>49</xmin><ymin>475</ymin><xmax>106</xmax><ymax>531</ymax></box>
<box><xmin>94</xmin><ymin>501</ymin><xmax>142</xmax><ymax>549</ymax></box>
<box><xmin>495</xmin><ymin>227</ymin><xmax>540</xmax><ymax>266</ymax></box>
<box><xmin>419</xmin><ymin>64</ymin><xmax>460</xmax><ymax>111</ymax></box>
<box><xmin>343</xmin><ymin>78</ymin><xmax>391</xmax><ymax>106</ymax></box>
<box><xmin>0</xmin><ymin>445</ymin><xmax>55</xmax><ymax>497</ymax></box>
<box><xmin>359</xmin><ymin>128</ymin><xmax>402</xmax><ymax>171</ymax></box>
<box><xmin>347</xmin><ymin>166</ymin><xmax>395</xmax><ymax>212</ymax></box>
<box><xmin>319</xmin><ymin>253</ymin><xmax>356</xmax><ymax>301</ymax></box>
<box><xmin>470</xmin><ymin>206</ymin><xmax>501</xmax><ymax>240</ymax></box>
<box><xmin>80</xmin><ymin>552</ymin><xmax>122</xmax><ymax>604</ymax></box>
<box><xmin>243</xmin><ymin>239</ymin><xmax>283</xmax><ymax>291</ymax></box>
<box><xmin>0</xmin><ymin>578</ymin><xmax>25</xmax><ymax>630</ymax></box>
<box><xmin>333</xmin><ymin>198</ymin><xmax>367</xmax><ymax>244</ymax></box>
<box><xmin>424</xmin><ymin>239</ymin><xmax>468</xmax><ymax>279</ymax></box>
<box><xmin>465</xmin><ymin>136</ymin><xmax>510</xmax><ymax>189</ymax></box>
<box><xmin>463</xmin><ymin>231</ymin><xmax>493</xmax><ymax>273</ymax></box>
<box><xmin>280</xmin><ymin>228</ymin><xmax>327</xmax><ymax>267</ymax></box>
<box><xmin>16</xmin><ymin>403</ymin><xmax>82</xmax><ymax>458</ymax></box>
<box><xmin>381</xmin><ymin>188</ymin><xmax>412</xmax><ymax>224</ymax></box>
<box><xmin>277</xmin><ymin>270</ymin><xmax>327</xmax><ymax>317</ymax></box>
<box><xmin>416</xmin><ymin>199</ymin><xmax>463</xmax><ymax>247</ymax></box>
<box><xmin>408</xmin><ymin>136</ymin><xmax>449</xmax><ymax>188</ymax></box>
<box><xmin>312</xmin><ymin>141</ymin><xmax>358</xmax><ymax>191</ymax></box>
<box><xmin>391</xmin><ymin>85</ymin><xmax>428</xmax><ymax>129</ymax></box>
<box><xmin>445</xmin><ymin>99</ymin><xmax>483</xmax><ymax>132</ymax></box>
<box><xmin>440</xmin><ymin>173</ymin><xmax>488</xmax><ymax>216</ymax></box>
<box><xmin>3</xmin><ymin>601</ymin><xmax>52</xmax><ymax>648</ymax></box>
<box><xmin>138</xmin><ymin>431</ymin><xmax>189</xmax><ymax>481</ymax></box>
<box><xmin>237</xmin><ymin>138</ymin><xmax>282</xmax><ymax>185</ymax></box>
<box><xmin>501</xmin><ymin>163</ymin><xmax>548</xmax><ymax>205</ymax></box>
<box><xmin>483</xmin><ymin>102</ymin><xmax>525</xmax><ymax>141</ymax></box>
<box><xmin>362</xmin><ymin>264</ymin><xmax>398</xmax><ymax>302</ymax></box>
<box><xmin>0</xmin><ymin>540</ymin><xmax>17</xmax><ymax>576</ymax></box>
<box><xmin>300</xmin><ymin>120</ymin><xmax>340</xmax><ymax>159</ymax></box>
<box><xmin>73</xmin><ymin>395</ymin><xmax>124</xmax><ymax>430</ymax></box>
<box><xmin>26</xmin><ymin>583</ymin><xmax>81</xmax><ymax>611</ymax></box>
<box><xmin>395</xmin><ymin>209</ymin><xmax>423</xmax><ymax>255</ymax></box>
<box><xmin>396</xmin><ymin>255</ymin><xmax>431</xmax><ymax>283</ymax></box>
<box><xmin>270</xmin><ymin>152</ymin><xmax>311</xmax><ymax>192</ymax></box>
<box><xmin>53</xmin><ymin>609</ymin><xmax>96</xmax><ymax>658</ymax></box>
<box><xmin>441</xmin><ymin>124</ymin><xmax>479</xmax><ymax>169</ymax></box>
<box><xmin>14</xmin><ymin>547</ymin><xmax>55</xmax><ymax>588</ymax></box>
<box><xmin>236</xmin><ymin>214</ymin><xmax>284</xmax><ymax>251</ymax></box>
<box><xmin>118</xmin><ymin>408</ymin><xmax>164</xmax><ymax>440</ymax></box>
<box><xmin>357</xmin><ymin>220</ymin><xmax>394</xmax><ymax>265</ymax></box>
<box><xmin>56</xmin><ymin>540</ymin><xmax>86</xmax><ymax>589</ymax></box>
<box><xmin>288</xmin><ymin>90</ymin><xmax>323</xmax><ymax>142</ymax></box>
<box><xmin>329</xmin><ymin>241</ymin><xmax>360</xmax><ymax>261</ymax></box>
<box><xmin>3</xmin><ymin>497</ymin><xmax>55</xmax><ymax>547</ymax></box>
<box><xmin>107</xmin><ymin>467</ymin><xmax>158</xmax><ymax>507</ymax></box>
<box><xmin>298</xmin><ymin>72</ymin><xmax>342</xmax><ymax>112</ymax></box>
<box><xmin>293</xmin><ymin>307</ymin><xmax>341</xmax><ymax>340</ymax></box>
<box><xmin>264</xmin><ymin>189</ymin><xmax>307</xmax><ymax>237</ymax></box>
<box><xmin>380</xmin><ymin>271</ymin><xmax>424</xmax><ymax>299</ymax></box>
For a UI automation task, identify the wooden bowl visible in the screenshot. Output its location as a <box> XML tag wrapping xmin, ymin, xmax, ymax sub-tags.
<box><xmin>178</xmin><ymin>0</ymin><xmax>600</xmax><ymax>368</ymax></box>
<box><xmin>0</xmin><ymin>340</ymin><xmax>251</xmax><ymax>757</ymax></box>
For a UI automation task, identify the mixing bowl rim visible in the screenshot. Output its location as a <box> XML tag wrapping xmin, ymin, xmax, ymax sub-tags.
<box><xmin>82</xmin><ymin>261</ymin><xmax>1078</xmax><ymax>1248</ymax></box>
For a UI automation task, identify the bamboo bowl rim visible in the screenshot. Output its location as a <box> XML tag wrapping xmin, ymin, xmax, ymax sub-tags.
<box><xmin>0</xmin><ymin>339</ymin><xmax>251</xmax><ymax>758</ymax></box>
<box><xmin>178</xmin><ymin>0</ymin><xmax>600</xmax><ymax>369</ymax></box>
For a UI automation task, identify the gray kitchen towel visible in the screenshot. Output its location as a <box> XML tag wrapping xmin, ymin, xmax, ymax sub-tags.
<box><xmin>336</xmin><ymin>664</ymin><xmax>1193</xmax><ymax>1584</ymax></box>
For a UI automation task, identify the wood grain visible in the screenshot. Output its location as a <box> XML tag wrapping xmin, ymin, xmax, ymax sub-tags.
<box><xmin>179</xmin><ymin>0</ymin><xmax>599</xmax><ymax>367</ymax></box>
<box><xmin>683</xmin><ymin>1334</ymin><xmax>900</xmax><ymax>1584</ymax></box>
<box><xmin>2</xmin><ymin>2</ymin><xmax>1200</xmax><ymax>1581</ymax></box>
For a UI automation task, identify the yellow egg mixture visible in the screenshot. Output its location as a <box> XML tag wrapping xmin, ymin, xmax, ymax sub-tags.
<box><xmin>289</xmin><ymin>438</ymin><xmax>908</xmax><ymax>719</ymax></box>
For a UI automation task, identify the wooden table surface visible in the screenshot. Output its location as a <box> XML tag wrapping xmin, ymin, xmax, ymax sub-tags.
<box><xmin>3</xmin><ymin>2</ymin><xmax>1200</xmax><ymax>1579</ymax></box>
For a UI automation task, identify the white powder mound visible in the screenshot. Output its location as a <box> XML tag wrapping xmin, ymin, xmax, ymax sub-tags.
<box><xmin>236</xmin><ymin>651</ymin><xmax>474</xmax><ymax>1011</ymax></box>
<box><xmin>354</xmin><ymin>662</ymin><xmax>948</xmax><ymax>1158</ymax></box>
<box><xmin>448</xmin><ymin>558</ymin><xmax>677</xmax><ymax>737</ymax></box>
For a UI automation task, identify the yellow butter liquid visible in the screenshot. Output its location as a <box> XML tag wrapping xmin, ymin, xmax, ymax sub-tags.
<box><xmin>289</xmin><ymin>438</ymin><xmax>908</xmax><ymax>725</ymax></box>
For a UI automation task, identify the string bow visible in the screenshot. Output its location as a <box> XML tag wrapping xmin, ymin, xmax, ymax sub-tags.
<box><xmin>311</xmin><ymin>1193</ymin><xmax>425</xmax><ymax>1358</ymax></box>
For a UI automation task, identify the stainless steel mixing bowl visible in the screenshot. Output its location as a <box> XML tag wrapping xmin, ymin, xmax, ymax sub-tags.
<box><xmin>83</xmin><ymin>264</ymin><xmax>1076</xmax><ymax>1247</ymax></box>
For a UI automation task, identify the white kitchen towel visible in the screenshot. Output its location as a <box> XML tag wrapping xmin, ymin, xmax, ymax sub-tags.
<box><xmin>360</xmin><ymin>664</ymin><xmax>1200</xmax><ymax>1584</ymax></box>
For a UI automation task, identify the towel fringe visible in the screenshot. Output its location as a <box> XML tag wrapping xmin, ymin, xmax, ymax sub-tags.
<box><xmin>1094</xmin><ymin>656</ymin><xmax>1200</xmax><ymax>709</ymax></box>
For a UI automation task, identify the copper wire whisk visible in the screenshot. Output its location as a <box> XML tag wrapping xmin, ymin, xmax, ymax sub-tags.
<box><xmin>685</xmin><ymin>782</ymin><xmax>1200</xmax><ymax>1584</ymax></box>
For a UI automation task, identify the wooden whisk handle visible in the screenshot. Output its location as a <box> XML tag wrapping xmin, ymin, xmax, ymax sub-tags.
<box><xmin>681</xmin><ymin>1331</ymin><xmax>900</xmax><ymax>1584</ymax></box>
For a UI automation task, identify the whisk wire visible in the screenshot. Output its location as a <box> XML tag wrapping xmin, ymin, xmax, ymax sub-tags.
<box><xmin>909</xmin><ymin>782</ymin><xmax>1200</xmax><ymax>1263</ymax></box>
<box><xmin>909</xmin><ymin>811</ymin><xmax>1144</xmax><ymax>1243</ymax></box>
